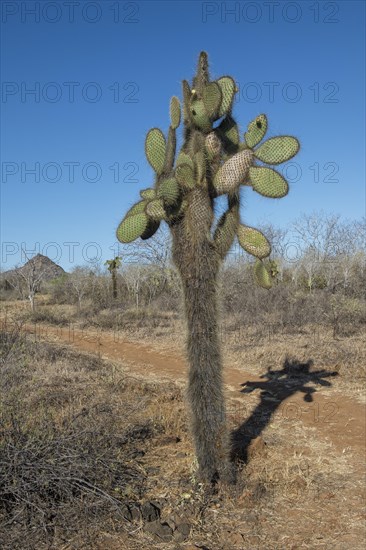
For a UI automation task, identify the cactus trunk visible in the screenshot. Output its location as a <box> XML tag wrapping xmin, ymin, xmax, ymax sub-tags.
<box><xmin>184</xmin><ymin>272</ymin><xmax>228</xmax><ymax>482</ymax></box>
<box><xmin>171</xmin><ymin>202</ymin><xmax>233</xmax><ymax>484</ymax></box>
<box><xmin>112</xmin><ymin>269</ymin><xmax>117</xmax><ymax>299</ymax></box>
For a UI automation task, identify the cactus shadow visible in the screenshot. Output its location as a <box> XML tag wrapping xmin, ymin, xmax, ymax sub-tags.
<box><xmin>230</xmin><ymin>357</ymin><xmax>339</xmax><ymax>464</ymax></box>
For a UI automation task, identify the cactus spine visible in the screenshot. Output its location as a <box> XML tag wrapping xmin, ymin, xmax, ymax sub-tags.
<box><xmin>116</xmin><ymin>52</ymin><xmax>300</xmax><ymax>484</ymax></box>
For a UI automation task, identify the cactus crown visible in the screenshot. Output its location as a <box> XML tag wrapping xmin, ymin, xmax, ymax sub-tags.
<box><xmin>117</xmin><ymin>52</ymin><xmax>300</xmax><ymax>288</ymax></box>
<box><xmin>105</xmin><ymin>256</ymin><xmax>121</xmax><ymax>272</ymax></box>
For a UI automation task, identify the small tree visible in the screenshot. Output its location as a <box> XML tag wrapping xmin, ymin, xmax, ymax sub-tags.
<box><xmin>104</xmin><ymin>256</ymin><xmax>122</xmax><ymax>299</ymax></box>
<box><xmin>116</xmin><ymin>52</ymin><xmax>300</xmax><ymax>484</ymax></box>
<box><xmin>68</xmin><ymin>267</ymin><xmax>95</xmax><ymax>313</ymax></box>
<box><xmin>9</xmin><ymin>252</ymin><xmax>56</xmax><ymax>311</ymax></box>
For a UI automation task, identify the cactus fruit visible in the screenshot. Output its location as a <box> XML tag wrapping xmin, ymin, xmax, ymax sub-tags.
<box><xmin>254</xmin><ymin>136</ymin><xmax>300</xmax><ymax>164</ymax></box>
<box><xmin>145</xmin><ymin>128</ymin><xmax>166</xmax><ymax>175</ymax></box>
<box><xmin>115</xmin><ymin>52</ymin><xmax>300</xmax><ymax>485</ymax></box>
<box><xmin>249</xmin><ymin>166</ymin><xmax>289</xmax><ymax>198</ymax></box>
<box><xmin>244</xmin><ymin>114</ymin><xmax>268</xmax><ymax>148</ymax></box>
<box><xmin>254</xmin><ymin>259</ymin><xmax>273</xmax><ymax>289</ymax></box>
<box><xmin>237</xmin><ymin>225</ymin><xmax>271</xmax><ymax>259</ymax></box>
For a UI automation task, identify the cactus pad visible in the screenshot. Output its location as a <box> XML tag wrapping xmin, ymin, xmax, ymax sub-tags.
<box><xmin>176</xmin><ymin>163</ymin><xmax>195</xmax><ymax>191</ymax></box>
<box><xmin>117</xmin><ymin>212</ymin><xmax>149</xmax><ymax>243</ymax></box>
<box><xmin>176</xmin><ymin>151</ymin><xmax>194</xmax><ymax>170</ymax></box>
<box><xmin>170</xmin><ymin>96</ymin><xmax>181</xmax><ymax>129</ymax></box>
<box><xmin>146</xmin><ymin>198</ymin><xmax>168</xmax><ymax>221</ymax></box>
<box><xmin>254</xmin><ymin>260</ymin><xmax>272</xmax><ymax>290</ymax></box>
<box><xmin>214</xmin><ymin>149</ymin><xmax>253</xmax><ymax>195</ymax></box>
<box><xmin>195</xmin><ymin>151</ymin><xmax>206</xmax><ymax>183</ymax></box>
<box><xmin>249</xmin><ymin>166</ymin><xmax>288</xmax><ymax>198</ymax></box>
<box><xmin>237</xmin><ymin>225</ymin><xmax>271</xmax><ymax>259</ymax></box>
<box><xmin>217</xmin><ymin>76</ymin><xmax>236</xmax><ymax>117</ymax></box>
<box><xmin>157</xmin><ymin>177</ymin><xmax>180</xmax><ymax>205</ymax></box>
<box><xmin>182</xmin><ymin>79</ymin><xmax>192</xmax><ymax>123</ymax></box>
<box><xmin>145</xmin><ymin>128</ymin><xmax>166</xmax><ymax>175</ymax></box>
<box><xmin>254</xmin><ymin>259</ymin><xmax>272</xmax><ymax>289</ymax></box>
<box><xmin>254</xmin><ymin>136</ymin><xmax>300</xmax><ymax>164</ymax></box>
<box><xmin>190</xmin><ymin>99</ymin><xmax>212</xmax><ymax>132</ymax></box>
<box><xmin>141</xmin><ymin>219</ymin><xmax>160</xmax><ymax>240</ymax></box>
<box><xmin>214</xmin><ymin>209</ymin><xmax>238</xmax><ymax>257</ymax></box>
<box><xmin>244</xmin><ymin>114</ymin><xmax>268</xmax><ymax>148</ymax></box>
<box><xmin>202</xmin><ymin>82</ymin><xmax>222</xmax><ymax>118</ymax></box>
<box><xmin>140</xmin><ymin>188</ymin><xmax>156</xmax><ymax>200</ymax></box>
<box><xmin>126</xmin><ymin>200</ymin><xmax>147</xmax><ymax>217</ymax></box>
<box><xmin>205</xmin><ymin>132</ymin><xmax>222</xmax><ymax>159</ymax></box>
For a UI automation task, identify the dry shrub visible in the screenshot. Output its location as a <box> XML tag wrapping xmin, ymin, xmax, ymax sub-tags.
<box><xmin>79</xmin><ymin>307</ymin><xmax>179</xmax><ymax>334</ymax></box>
<box><xmin>0</xmin><ymin>329</ymin><xmax>164</xmax><ymax>549</ymax></box>
<box><xmin>25</xmin><ymin>307</ymin><xmax>69</xmax><ymax>327</ymax></box>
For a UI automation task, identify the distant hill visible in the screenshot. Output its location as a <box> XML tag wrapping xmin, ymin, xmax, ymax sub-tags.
<box><xmin>1</xmin><ymin>254</ymin><xmax>66</xmax><ymax>285</ymax></box>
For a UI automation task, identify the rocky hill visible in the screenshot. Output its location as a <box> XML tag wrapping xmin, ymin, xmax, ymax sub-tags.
<box><xmin>1</xmin><ymin>254</ymin><xmax>66</xmax><ymax>285</ymax></box>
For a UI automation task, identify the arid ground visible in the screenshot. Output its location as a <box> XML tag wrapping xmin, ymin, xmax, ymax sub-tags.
<box><xmin>1</xmin><ymin>298</ymin><xmax>365</xmax><ymax>549</ymax></box>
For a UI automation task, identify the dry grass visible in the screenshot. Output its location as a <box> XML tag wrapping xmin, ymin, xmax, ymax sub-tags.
<box><xmin>1</xmin><ymin>320</ymin><xmax>365</xmax><ymax>549</ymax></box>
<box><xmin>2</xmin><ymin>298</ymin><xmax>365</xmax><ymax>399</ymax></box>
<box><xmin>8</xmin><ymin>305</ymin><xmax>365</xmax><ymax>412</ymax></box>
<box><xmin>0</xmin><ymin>329</ymin><xmax>171</xmax><ymax>549</ymax></box>
<box><xmin>69</xmin><ymin>303</ymin><xmax>366</xmax><ymax>401</ymax></box>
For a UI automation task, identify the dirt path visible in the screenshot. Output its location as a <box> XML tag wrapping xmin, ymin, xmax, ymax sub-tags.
<box><xmin>4</xmin><ymin>319</ymin><xmax>366</xmax><ymax>465</ymax></box>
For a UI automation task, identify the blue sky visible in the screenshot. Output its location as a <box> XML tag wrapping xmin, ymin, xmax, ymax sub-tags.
<box><xmin>1</xmin><ymin>0</ymin><xmax>365</xmax><ymax>270</ymax></box>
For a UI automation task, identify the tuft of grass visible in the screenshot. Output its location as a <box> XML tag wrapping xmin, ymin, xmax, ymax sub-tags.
<box><xmin>0</xmin><ymin>329</ymin><xmax>165</xmax><ymax>549</ymax></box>
<box><xmin>25</xmin><ymin>307</ymin><xmax>69</xmax><ymax>326</ymax></box>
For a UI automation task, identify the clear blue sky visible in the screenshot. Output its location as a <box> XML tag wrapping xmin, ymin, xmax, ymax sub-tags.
<box><xmin>1</xmin><ymin>0</ymin><xmax>365</xmax><ymax>270</ymax></box>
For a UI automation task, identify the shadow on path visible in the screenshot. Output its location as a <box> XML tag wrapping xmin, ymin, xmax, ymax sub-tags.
<box><xmin>231</xmin><ymin>357</ymin><xmax>339</xmax><ymax>463</ymax></box>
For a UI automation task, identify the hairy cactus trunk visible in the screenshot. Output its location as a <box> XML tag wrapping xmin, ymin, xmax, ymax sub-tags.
<box><xmin>183</xmin><ymin>274</ymin><xmax>230</xmax><ymax>482</ymax></box>
<box><xmin>172</xmin><ymin>195</ymin><xmax>232</xmax><ymax>483</ymax></box>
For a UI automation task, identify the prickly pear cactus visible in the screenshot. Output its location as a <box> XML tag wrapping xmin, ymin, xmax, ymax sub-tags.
<box><xmin>116</xmin><ymin>52</ymin><xmax>300</xmax><ymax>484</ymax></box>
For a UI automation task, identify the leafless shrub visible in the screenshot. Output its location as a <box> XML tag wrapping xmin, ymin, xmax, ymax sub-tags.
<box><xmin>25</xmin><ymin>307</ymin><xmax>69</xmax><ymax>326</ymax></box>
<box><xmin>0</xmin><ymin>333</ymin><xmax>162</xmax><ymax>549</ymax></box>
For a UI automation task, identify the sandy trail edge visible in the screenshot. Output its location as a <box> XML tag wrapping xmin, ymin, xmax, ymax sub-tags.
<box><xmin>2</xmin><ymin>319</ymin><xmax>365</xmax><ymax>465</ymax></box>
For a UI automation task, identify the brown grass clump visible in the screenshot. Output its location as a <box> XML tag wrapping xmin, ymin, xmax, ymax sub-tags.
<box><xmin>0</xmin><ymin>329</ymin><xmax>169</xmax><ymax>549</ymax></box>
<box><xmin>0</xmin><ymin>319</ymin><xmax>365</xmax><ymax>549</ymax></box>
